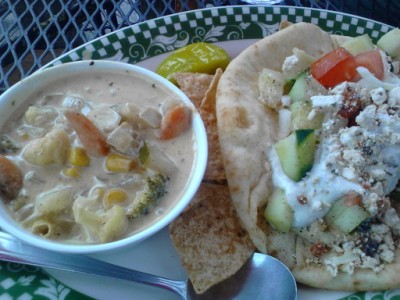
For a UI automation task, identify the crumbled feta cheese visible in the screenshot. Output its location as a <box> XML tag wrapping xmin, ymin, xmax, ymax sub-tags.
<box><xmin>282</xmin><ymin>48</ymin><xmax>316</xmax><ymax>80</ymax></box>
<box><xmin>321</xmin><ymin>117</ymin><xmax>347</xmax><ymax>136</ymax></box>
<box><xmin>311</xmin><ymin>95</ymin><xmax>342</xmax><ymax>110</ymax></box>
<box><xmin>339</xmin><ymin>127</ymin><xmax>363</xmax><ymax>149</ymax></box>
<box><xmin>370</xmin><ymin>168</ymin><xmax>387</xmax><ymax>181</ymax></box>
<box><xmin>282</xmin><ymin>55</ymin><xmax>299</xmax><ymax>78</ymax></box>
<box><xmin>379</xmin><ymin>244</ymin><xmax>394</xmax><ymax>263</ymax></box>
<box><xmin>330</xmin><ymin>82</ymin><xmax>353</xmax><ymax>95</ymax></box>
<box><xmin>370</xmin><ymin>87</ymin><xmax>387</xmax><ymax>105</ymax></box>
<box><xmin>324</xmin><ymin>242</ymin><xmax>359</xmax><ymax>276</ymax></box>
<box><xmin>383</xmin><ymin>207</ymin><xmax>400</xmax><ymax>233</ymax></box>
<box><xmin>388</xmin><ymin>86</ymin><xmax>400</xmax><ymax>107</ymax></box>
<box><xmin>363</xmin><ymin>192</ymin><xmax>380</xmax><ymax>214</ymax></box>
<box><xmin>371</xmin><ymin>223</ymin><xmax>390</xmax><ymax>234</ymax></box>
<box><xmin>342</xmin><ymin>149</ymin><xmax>364</xmax><ymax>166</ymax></box>
<box><xmin>360</xmin><ymin>256</ymin><xmax>382</xmax><ymax>272</ymax></box>
<box><xmin>355</xmin><ymin>105</ymin><xmax>377</xmax><ymax>130</ymax></box>
<box><xmin>342</xmin><ymin>167</ymin><xmax>356</xmax><ymax>180</ymax></box>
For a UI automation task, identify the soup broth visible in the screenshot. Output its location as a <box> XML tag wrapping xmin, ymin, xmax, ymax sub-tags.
<box><xmin>0</xmin><ymin>67</ymin><xmax>195</xmax><ymax>244</ymax></box>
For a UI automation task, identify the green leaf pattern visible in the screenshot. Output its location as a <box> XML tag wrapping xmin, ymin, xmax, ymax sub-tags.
<box><xmin>0</xmin><ymin>262</ymin><xmax>93</xmax><ymax>299</ymax></box>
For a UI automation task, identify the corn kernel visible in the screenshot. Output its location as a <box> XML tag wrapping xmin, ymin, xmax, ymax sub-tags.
<box><xmin>104</xmin><ymin>188</ymin><xmax>127</xmax><ymax>207</ymax></box>
<box><xmin>64</xmin><ymin>167</ymin><xmax>80</xmax><ymax>178</ymax></box>
<box><xmin>105</xmin><ymin>153</ymin><xmax>137</xmax><ymax>172</ymax></box>
<box><xmin>69</xmin><ymin>147</ymin><xmax>90</xmax><ymax>167</ymax></box>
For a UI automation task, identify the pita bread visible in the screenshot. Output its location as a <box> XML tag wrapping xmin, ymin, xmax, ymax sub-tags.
<box><xmin>216</xmin><ymin>22</ymin><xmax>337</xmax><ymax>253</ymax></box>
<box><xmin>169</xmin><ymin>183</ymin><xmax>255</xmax><ymax>294</ymax></box>
<box><xmin>292</xmin><ymin>247</ymin><xmax>400</xmax><ymax>291</ymax></box>
<box><xmin>216</xmin><ymin>22</ymin><xmax>400</xmax><ymax>291</ymax></box>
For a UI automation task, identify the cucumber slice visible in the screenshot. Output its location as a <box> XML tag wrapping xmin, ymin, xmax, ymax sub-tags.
<box><xmin>288</xmin><ymin>72</ymin><xmax>327</xmax><ymax>103</ymax></box>
<box><xmin>264</xmin><ymin>188</ymin><xmax>294</xmax><ymax>233</ymax></box>
<box><xmin>283</xmin><ymin>80</ymin><xmax>295</xmax><ymax>95</ymax></box>
<box><xmin>288</xmin><ymin>72</ymin><xmax>308</xmax><ymax>103</ymax></box>
<box><xmin>377</xmin><ymin>28</ymin><xmax>400</xmax><ymax>59</ymax></box>
<box><xmin>275</xmin><ymin>129</ymin><xmax>316</xmax><ymax>181</ymax></box>
<box><xmin>290</xmin><ymin>100</ymin><xmax>323</xmax><ymax>130</ymax></box>
<box><xmin>325</xmin><ymin>196</ymin><xmax>370</xmax><ymax>234</ymax></box>
<box><xmin>341</xmin><ymin>34</ymin><xmax>374</xmax><ymax>56</ymax></box>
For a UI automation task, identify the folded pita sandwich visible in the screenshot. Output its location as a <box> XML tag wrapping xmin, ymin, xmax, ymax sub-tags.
<box><xmin>216</xmin><ymin>22</ymin><xmax>400</xmax><ymax>291</ymax></box>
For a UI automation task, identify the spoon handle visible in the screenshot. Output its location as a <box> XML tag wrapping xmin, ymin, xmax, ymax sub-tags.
<box><xmin>0</xmin><ymin>231</ymin><xmax>187</xmax><ymax>299</ymax></box>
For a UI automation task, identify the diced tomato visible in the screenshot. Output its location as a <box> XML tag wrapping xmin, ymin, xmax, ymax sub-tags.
<box><xmin>352</xmin><ymin>49</ymin><xmax>384</xmax><ymax>81</ymax></box>
<box><xmin>310</xmin><ymin>47</ymin><xmax>385</xmax><ymax>88</ymax></box>
<box><xmin>310</xmin><ymin>47</ymin><xmax>358</xmax><ymax>88</ymax></box>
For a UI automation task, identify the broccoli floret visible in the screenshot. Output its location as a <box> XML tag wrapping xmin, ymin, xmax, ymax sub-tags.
<box><xmin>127</xmin><ymin>173</ymin><xmax>169</xmax><ymax>219</ymax></box>
<box><xmin>0</xmin><ymin>135</ymin><xmax>19</xmax><ymax>154</ymax></box>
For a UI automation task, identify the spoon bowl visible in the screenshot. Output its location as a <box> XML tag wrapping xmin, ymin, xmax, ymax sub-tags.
<box><xmin>190</xmin><ymin>252</ymin><xmax>297</xmax><ymax>300</ymax></box>
<box><xmin>0</xmin><ymin>231</ymin><xmax>297</xmax><ymax>299</ymax></box>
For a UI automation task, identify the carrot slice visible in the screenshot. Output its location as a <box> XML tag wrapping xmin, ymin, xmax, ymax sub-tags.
<box><xmin>159</xmin><ymin>105</ymin><xmax>192</xmax><ymax>140</ymax></box>
<box><xmin>64</xmin><ymin>110</ymin><xmax>110</xmax><ymax>156</ymax></box>
<box><xmin>0</xmin><ymin>155</ymin><xmax>23</xmax><ymax>200</ymax></box>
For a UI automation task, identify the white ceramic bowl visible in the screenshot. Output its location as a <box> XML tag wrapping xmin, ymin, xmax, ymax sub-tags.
<box><xmin>0</xmin><ymin>60</ymin><xmax>207</xmax><ymax>253</ymax></box>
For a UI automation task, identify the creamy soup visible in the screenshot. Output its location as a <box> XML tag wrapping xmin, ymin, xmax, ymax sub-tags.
<box><xmin>0</xmin><ymin>68</ymin><xmax>195</xmax><ymax>244</ymax></box>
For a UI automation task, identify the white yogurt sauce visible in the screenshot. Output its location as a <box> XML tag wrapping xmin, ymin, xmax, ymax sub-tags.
<box><xmin>269</xmin><ymin>138</ymin><xmax>364</xmax><ymax>227</ymax></box>
<box><xmin>270</xmin><ymin>77</ymin><xmax>400</xmax><ymax>228</ymax></box>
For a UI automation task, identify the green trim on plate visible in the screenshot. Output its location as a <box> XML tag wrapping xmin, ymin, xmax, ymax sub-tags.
<box><xmin>0</xmin><ymin>261</ymin><xmax>93</xmax><ymax>299</ymax></box>
<box><xmin>51</xmin><ymin>6</ymin><xmax>392</xmax><ymax>67</ymax></box>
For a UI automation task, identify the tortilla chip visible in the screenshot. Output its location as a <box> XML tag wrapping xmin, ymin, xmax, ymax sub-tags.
<box><xmin>170</xmin><ymin>69</ymin><xmax>253</xmax><ymax>294</ymax></box>
<box><xmin>199</xmin><ymin>68</ymin><xmax>226</xmax><ymax>182</ymax></box>
<box><xmin>169</xmin><ymin>183</ymin><xmax>255</xmax><ymax>294</ymax></box>
<box><xmin>174</xmin><ymin>72</ymin><xmax>214</xmax><ymax>109</ymax></box>
<box><xmin>175</xmin><ymin>70</ymin><xmax>226</xmax><ymax>182</ymax></box>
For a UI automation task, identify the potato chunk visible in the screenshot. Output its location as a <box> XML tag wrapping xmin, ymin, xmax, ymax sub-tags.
<box><xmin>23</xmin><ymin>128</ymin><xmax>70</xmax><ymax>166</ymax></box>
<box><xmin>24</xmin><ymin>106</ymin><xmax>57</xmax><ymax>127</ymax></box>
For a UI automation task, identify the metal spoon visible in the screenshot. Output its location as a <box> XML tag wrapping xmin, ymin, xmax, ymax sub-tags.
<box><xmin>0</xmin><ymin>231</ymin><xmax>297</xmax><ymax>299</ymax></box>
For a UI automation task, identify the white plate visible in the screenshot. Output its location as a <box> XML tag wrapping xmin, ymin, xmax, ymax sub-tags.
<box><xmin>3</xmin><ymin>5</ymin><xmax>399</xmax><ymax>300</ymax></box>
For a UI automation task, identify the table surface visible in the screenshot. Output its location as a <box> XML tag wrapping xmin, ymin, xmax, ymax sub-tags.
<box><xmin>1</xmin><ymin>0</ymin><xmax>399</xmax><ymax>94</ymax></box>
<box><xmin>0</xmin><ymin>1</ymin><xmax>399</xmax><ymax>299</ymax></box>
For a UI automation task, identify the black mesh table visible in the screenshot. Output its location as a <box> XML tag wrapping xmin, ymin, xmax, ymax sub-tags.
<box><xmin>1</xmin><ymin>0</ymin><xmax>399</xmax><ymax>94</ymax></box>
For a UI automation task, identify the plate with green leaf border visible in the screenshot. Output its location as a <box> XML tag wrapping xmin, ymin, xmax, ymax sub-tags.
<box><xmin>1</xmin><ymin>5</ymin><xmax>400</xmax><ymax>300</ymax></box>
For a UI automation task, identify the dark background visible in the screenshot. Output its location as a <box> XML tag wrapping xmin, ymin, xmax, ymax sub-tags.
<box><xmin>1</xmin><ymin>0</ymin><xmax>398</xmax><ymax>94</ymax></box>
